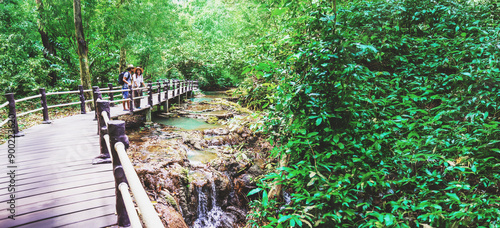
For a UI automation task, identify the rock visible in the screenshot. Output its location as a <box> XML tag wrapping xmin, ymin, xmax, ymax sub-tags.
<box><xmin>161</xmin><ymin>190</ymin><xmax>182</xmax><ymax>213</ymax></box>
<box><xmin>207</xmin><ymin>116</ymin><xmax>218</xmax><ymax>124</ymax></box>
<box><xmin>190</xmin><ymin>170</ymin><xmax>211</xmax><ymax>187</ymax></box>
<box><xmin>226</xmin><ymin>206</ymin><xmax>247</xmax><ymax>222</ymax></box>
<box><xmin>214</xmin><ymin>172</ymin><xmax>231</xmax><ymax>198</ymax></box>
<box><xmin>247</xmin><ymin>163</ymin><xmax>264</xmax><ymax>177</ymax></box>
<box><xmin>217</xmin><ymin>212</ymin><xmax>237</xmax><ymax>228</ymax></box>
<box><xmin>155</xmin><ymin>203</ymin><xmax>189</xmax><ymax>228</ymax></box>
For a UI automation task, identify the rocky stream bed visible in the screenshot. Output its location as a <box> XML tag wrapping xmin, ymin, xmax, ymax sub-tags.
<box><xmin>123</xmin><ymin>91</ymin><xmax>272</xmax><ymax>228</ymax></box>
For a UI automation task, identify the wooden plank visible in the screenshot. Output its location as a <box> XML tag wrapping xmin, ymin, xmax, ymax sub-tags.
<box><xmin>0</xmin><ymin>168</ymin><xmax>111</xmax><ymax>199</ymax></box>
<box><xmin>0</xmin><ymin>110</ymin><xmax>117</xmax><ymax>228</ymax></box>
<box><xmin>0</xmin><ymin>182</ymin><xmax>115</xmax><ymax>220</ymax></box>
<box><xmin>4</xmin><ymin>204</ymin><xmax>116</xmax><ymax>228</ymax></box>
<box><xmin>0</xmin><ymin>194</ymin><xmax>115</xmax><ymax>227</ymax></box>
<box><xmin>55</xmin><ymin>213</ymin><xmax>117</xmax><ymax>228</ymax></box>
<box><xmin>0</xmin><ymin>160</ymin><xmax>105</xmax><ymax>183</ymax></box>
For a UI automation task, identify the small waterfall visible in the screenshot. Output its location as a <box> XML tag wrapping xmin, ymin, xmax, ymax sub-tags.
<box><xmin>192</xmin><ymin>181</ymin><xmax>224</xmax><ymax>228</ymax></box>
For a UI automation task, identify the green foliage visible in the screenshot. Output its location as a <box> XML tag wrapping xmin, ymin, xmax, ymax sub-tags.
<box><xmin>247</xmin><ymin>0</ymin><xmax>500</xmax><ymax>227</ymax></box>
<box><xmin>1</xmin><ymin>0</ymin><xmax>262</xmax><ymax>99</ymax></box>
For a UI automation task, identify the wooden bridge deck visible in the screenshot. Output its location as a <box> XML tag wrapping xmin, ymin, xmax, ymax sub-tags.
<box><xmin>0</xmin><ymin>89</ymin><xmax>191</xmax><ymax>227</ymax></box>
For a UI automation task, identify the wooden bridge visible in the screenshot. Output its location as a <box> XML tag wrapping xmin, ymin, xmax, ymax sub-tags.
<box><xmin>0</xmin><ymin>80</ymin><xmax>197</xmax><ymax>227</ymax></box>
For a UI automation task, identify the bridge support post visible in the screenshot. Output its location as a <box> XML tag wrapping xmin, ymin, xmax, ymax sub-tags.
<box><xmin>108</xmin><ymin>83</ymin><xmax>115</xmax><ymax>107</ymax></box>
<box><xmin>145</xmin><ymin>107</ymin><xmax>152</xmax><ymax>124</ymax></box>
<box><xmin>108</xmin><ymin>120</ymin><xmax>131</xmax><ymax>227</ymax></box>
<box><xmin>93</xmin><ymin>99</ymin><xmax>112</xmax><ymax>165</ymax></box>
<box><xmin>78</xmin><ymin>85</ymin><xmax>86</xmax><ymax>114</ymax></box>
<box><xmin>39</xmin><ymin>88</ymin><xmax>51</xmax><ymax>124</ymax></box>
<box><xmin>5</xmin><ymin>93</ymin><xmax>24</xmax><ymax>137</ymax></box>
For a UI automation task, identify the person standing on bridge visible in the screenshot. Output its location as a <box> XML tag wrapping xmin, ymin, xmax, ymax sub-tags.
<box><xmin>132</xmin><ymin>67</ymin><xmax>146</xmax><ymax>109</ymax></box>
<box><xmin>122</xmin><ymin>64</ymin><xmax>134</xmax><ymax>111</ymax></box>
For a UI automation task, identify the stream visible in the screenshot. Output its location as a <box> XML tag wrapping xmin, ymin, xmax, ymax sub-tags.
<box><xmin>125</xmin><ymin>90</ymin><xmax>271</xmax><ymax>228</ymax></box>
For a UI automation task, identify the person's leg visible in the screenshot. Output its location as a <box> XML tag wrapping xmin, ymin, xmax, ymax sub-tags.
<box><xmin>123</xmin><ymin>90</ymin><xmax>129</xmax><ymax>110</ymax></box>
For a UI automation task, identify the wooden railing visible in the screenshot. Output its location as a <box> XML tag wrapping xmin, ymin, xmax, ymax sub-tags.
<box><xmin>0</xmin><ymin>79</ymin><xmax>199</xmax><ymax>137</ymax></box>
<box><xmin>96</xmin><ymin>99</ymin><xmax>164</xmax><ymax>227</ymax></box>
<box><xmin>94</xmin><ymin>80</ymin><xmax>197</xmax><ymax>227</ymax></box>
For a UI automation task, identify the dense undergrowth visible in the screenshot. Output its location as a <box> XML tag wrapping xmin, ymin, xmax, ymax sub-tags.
<box><xmin>243</xmin><ymin>0</ymin><xmax>500</xmax><ymax>227</ymax></box>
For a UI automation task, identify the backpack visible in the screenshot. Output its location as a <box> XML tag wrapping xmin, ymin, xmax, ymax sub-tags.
<box><xmin>118</xmin><ymin>71</ymin><xmax>127</xmax><ymax>85</ymax></box>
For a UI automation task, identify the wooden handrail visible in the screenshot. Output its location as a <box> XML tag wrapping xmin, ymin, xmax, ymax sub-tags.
<box><xmin>17</xmin><ymin>107</ymin><xmax>43</xmax><ymax>117</ymax></box>
<box><xmin>15</xmin><ymin>94</ymin><xmax>42</xmax><ymax>103</ymax></box>
<box><xmin>47</xmin><ymin>101</ymin><xmax>81</xmax><ymax>109</ymax></box>
<box><xmin>46</xmin><ymin>90</ymin><xmax>81</xmax><ymax>96</ymax></box>
<box><xmin>115</xmin><ymin>142</ymin><xmax>164</xmax><ymax>227</ymax></box>
<box><xmin>119</xmin><ymin>183</ymin><xmax>143</xmax><ymax>228</ymax></box>
<box><xmin>1</xmin><ymin>79</ymin><xmax>198</xmax><ymax>136</ymax></box>
<box><xmin>0</xmin><ymin>101</ymin><xmax>8</xmax><ymax>109</ymax></box>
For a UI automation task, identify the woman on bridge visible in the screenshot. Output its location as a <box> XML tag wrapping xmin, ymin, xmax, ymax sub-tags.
<box><xmin>132</xmin><ymin>67</ymin><xmax>146</xmax><ymax>109</ymax></box>
<box><xmin>122</xmin><ymin>65</ymin><xmax>134</xmax><ymax>111</ymax></box>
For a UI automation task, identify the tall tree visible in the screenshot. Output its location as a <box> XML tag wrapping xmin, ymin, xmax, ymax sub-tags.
<box><xmin>73</xmin><ymin>0</ymin><xmax>92</xmax><ymax>100</ymax></box>
<box><xmin>119</xmin><ymin>46</ymin><xmax>127</xmax><ymax>73</ymax></box>
<box><xmin>36</xmin><ymin>0</ymin><xmax>58</xmax><ymax>86</ymax></box>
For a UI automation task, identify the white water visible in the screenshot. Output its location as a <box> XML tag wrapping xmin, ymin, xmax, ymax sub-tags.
<box><xmin>192</xmin><ymin>182</ymin><xmax>225</xmax><ymax>228</ymax></box>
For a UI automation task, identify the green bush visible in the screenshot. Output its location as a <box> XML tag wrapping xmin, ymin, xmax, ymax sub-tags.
<box><xmin>247</xmin><ymin>0</ymin><xmax>500</xmax><ymax>227</ymax></box>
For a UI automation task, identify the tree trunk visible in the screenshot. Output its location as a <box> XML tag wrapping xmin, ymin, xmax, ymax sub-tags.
<box><xmin>268</xmin><ymin>152</ymin><xmax>289</xmax><ymax>201</ymax></box>
<box><xmin>73</xmin><ymin>0</ymin><xmax>93</xmax><ymax>106</ymax></box>
<box><xmin>36</xmin><ymin>0</ymin><xmax>58</xmax><ymax>86</ymax></box>
<box><xmin>119</xmin><ymin>46</ymin><xmax>127</xmax><ymax>73</ymax></box>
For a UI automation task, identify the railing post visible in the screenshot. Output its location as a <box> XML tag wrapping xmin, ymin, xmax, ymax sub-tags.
<box><xmin>5</xmin><ymin>93</ymin><xmax>24</xmax><ymax>137</ymax></box>
<box><xmin>39</xmin><ymin>88</ymin><xmax>51</xmax><ymax>124</ymax></box>
<box><xmin>92</xmin><ymin>86</ymin><xmax>102</xmax><ymax>120</ymax></box>
<box><xmin>178</xmin><ymin>80</ymin><xmax>182</xmax><ymax>104</ymax></box>
<box><xmin>108</xmin><ymin>120</ymin><xmax>131</xmax><ymax>227</ymax></box>
<box><xmin>79</xmin><ymin>85</ymin><xmax>86</xmax><ymax>114</ymax></box>
<box><xmin>148</xmin><ymin>82</ymin><xmax>153</xmax><ymax>107</ymax></box>
<box><xmin>173</xmin><ymin>80</ymin><xmax>176</xmax><ymax>97</ymax></box>
<box><xmin>164</xmin><ymin>80</ymin><xmax>169</xmax><ymax>113</ymax></box>
<box><xmin>129</xmin><ymin>85</ymin><xmax>134</xmax><ymax>113</ymax></box>
<box><xmin>157</xmin><ymin>80</ymin><xmax>161</xmax><ymax>105</ymax></box>
<box><xmin>108</xmin><ymin>83</ymin><xmax>115</xmax><ymax>107</ymax></box>
<box><xmin>93</xmin><ymin>99</ymin><xmax>111</xmax><ymax>164</ymax></box>
<box><xmin>164</xmin><ymin>80</ymin><xmax>169</xmax><ymax>101</ymax></box>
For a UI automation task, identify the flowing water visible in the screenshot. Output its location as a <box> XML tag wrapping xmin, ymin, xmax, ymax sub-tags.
<box><xmin>190</xmin><ymin>91</ymin><xmax>230</xmax><ymax>103</ymax></box>
<box><xmin>153</xmin><ymin>117</ymin><xmax>220</xmax><ymax>131</ymax></box>
<box><xmin>192</xmin><ymin>182</ymin><xmax>225</xmax><ymax>228</ymax></box>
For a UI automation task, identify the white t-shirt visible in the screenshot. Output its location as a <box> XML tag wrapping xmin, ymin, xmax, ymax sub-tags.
<box><xmin>132</xmin><ymin>74</ymin><xmax>144</xmax><ymax>88</ymax></box>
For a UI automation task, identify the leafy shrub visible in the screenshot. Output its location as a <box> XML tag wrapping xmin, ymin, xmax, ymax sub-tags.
<box><xmin>247</xmin><ymin>0</ymin><xmax>500</xmax><ymax>227</ymax></box>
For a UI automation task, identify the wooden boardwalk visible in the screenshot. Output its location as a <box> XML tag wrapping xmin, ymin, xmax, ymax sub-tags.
<box><xmin>0</xmin><ymin>89</ymin><xmax>191</xmax><ymax>227</ymax></box>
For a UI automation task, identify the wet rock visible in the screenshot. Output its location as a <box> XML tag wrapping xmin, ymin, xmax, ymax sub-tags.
<box><xmin>207</xmin><ymin>116</ymin><xmax>218</xmax><ymax>124</ymax></box>
<box><xmin>226</xmin><ymin>206</ymin><xmax>246</xmax><ymax>222</ymax></box>
<box><xmin>214</xmin><ymin>172</ymin><xmax>231</xmax><ymax>206</ymax></box>
<box><xmin>217</xmin><ymin>212</ymin><xmax>236</xmax><ymax>228</ymax></box>
<box><xmin>156</xmin><ymin>203</ymin><xmax>189</xmax><ymax>228</ymax></box>
<box><xmin>190</xmin><ymin>170</ymin><xmax>211</xmax><ymax>187</ymax></box>
<box><xmin>161</xmin><ymin>190</ymin><xmax>182</xmax><ymax>213</ymax></box>
<box><xmin>233</xmin><ymin>174</ymin><xmax>257</xmax><ymax>207</ymax></box>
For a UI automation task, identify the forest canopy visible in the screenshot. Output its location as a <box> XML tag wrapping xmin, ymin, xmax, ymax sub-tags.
<box><xmin>0</xmin><ymin>0</ymin><xmax>264</xmax><ymax>96</ymax></box>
